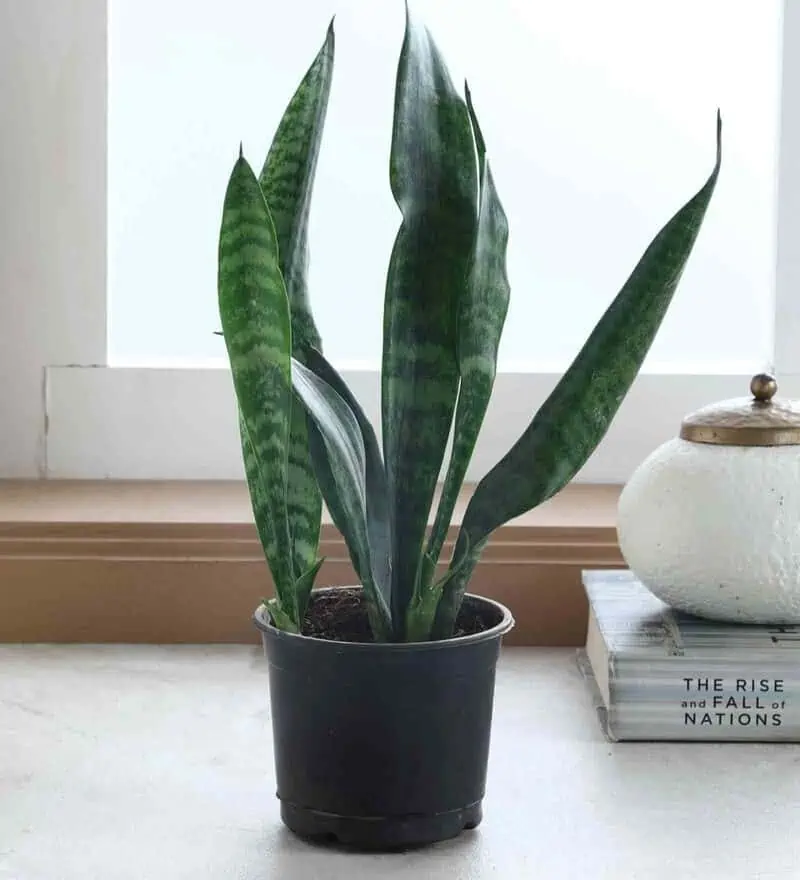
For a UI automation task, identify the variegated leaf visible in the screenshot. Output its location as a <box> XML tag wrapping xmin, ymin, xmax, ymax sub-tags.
<box><xmin>421</xmin><ymin>84</ymin><xmax>510</xmax><ymax>624</ymax></box>
<box><xmin>432</xmin><ymin>113</ymin><xmax>723</xmax><ymax>638</ymax></box>
<box><xmin>258</xmin><ymin>22</ymin><xmax>335</xmax><ymax>586</ymax></box>
<box><xmin>218</xmin><ymin>154</ymin><xmax>296</xmax><ymax>625</ymax></box>
<box><xmin>292</xmin><ymin>357</ymin><xmax>392</xmax><ymax>639</ymax></box>
<box><xmin>381</xmin><ymin>9</ymin><xmax>478</xmax><ymax>636</ymax></box>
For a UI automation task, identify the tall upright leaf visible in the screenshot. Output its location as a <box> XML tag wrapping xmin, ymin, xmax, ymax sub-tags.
<box><xmin>259</xmin><ymin>19</ymin><xmax>334</xmax><ymax>351</ymax></box>
<box><xmin>381</xmin><ymin>9</ymin><xmax>478</xmax><ymax>634</ymax></box>
<box><xmin>432</xmin><ymin>112</ymin><xmax>723</xmax><ymax>638</ymax></box>
<box><xmin>304</xmin><ymin>348</ymin><xmax>392</xmax><ymax>614</ymax></box>
<box><xmin>218</xmin><ymin>154</ymin><xmax>296</xmax><ymax>625</ymax></box>
<box><xmin>422</xmin><ymin>85</ymin><xmax>510</xmax><ymax>584</ymax></box>
<box><xmin>258</xmin><ymin>21</ymin><xmax>335</xmax><ymax>586</ymax></box>
<box><xmin>292</xmin><ymin>358</ymin><xmax>392</xmax><ymax>640</ymax></box>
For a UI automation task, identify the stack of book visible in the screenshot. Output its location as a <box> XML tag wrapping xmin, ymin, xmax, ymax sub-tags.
<box><xmin>579</xmin><ymin>569</ymin><xmax>800</xmax><ymax>742</ymax></box>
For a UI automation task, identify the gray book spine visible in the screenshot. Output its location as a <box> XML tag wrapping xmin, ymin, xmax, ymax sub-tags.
<box><xmin>581</xmin><ymin>569</ymin><xmax>800</xmax><ymax>742</ymax></box>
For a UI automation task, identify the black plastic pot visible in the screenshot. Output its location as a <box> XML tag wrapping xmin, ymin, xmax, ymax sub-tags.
<box><xmin>254</xmin><ymin>588</ymin><xmax>514</xmax><ymax>850</ymax></box>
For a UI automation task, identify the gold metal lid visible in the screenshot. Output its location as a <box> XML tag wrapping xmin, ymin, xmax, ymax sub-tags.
<box><xmin>680</xmin><ymin>374</ymin><xmax>800</xmax><ymax>446</ymax></box>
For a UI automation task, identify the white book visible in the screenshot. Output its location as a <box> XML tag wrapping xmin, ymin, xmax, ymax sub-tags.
<box><xmin>579</xmin><ymin>569</ymin><xmax>800</xmax><ymax>742</ymax></box>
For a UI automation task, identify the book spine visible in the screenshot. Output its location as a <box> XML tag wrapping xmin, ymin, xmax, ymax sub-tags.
<box><xmin>608</xmin><ymin>655</ymin><xmax>800</xmax><ymax>741</ymax></box>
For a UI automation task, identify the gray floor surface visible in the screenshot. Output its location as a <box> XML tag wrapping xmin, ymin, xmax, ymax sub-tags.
<box><xmin>2</xmin><ymin>646</ymin><xmax>798</xmax><ymax>879</ymax></box>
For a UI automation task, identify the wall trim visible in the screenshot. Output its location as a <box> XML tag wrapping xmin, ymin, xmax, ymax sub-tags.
<box><xmin>0</xmin><ymin>480</ymin><xmax>623</xmax><ymax>645</ymax></box>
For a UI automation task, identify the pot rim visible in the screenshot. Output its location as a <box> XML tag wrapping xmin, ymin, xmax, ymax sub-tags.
<box><xmin>253</xmin><ymin>587</ymin><xmax>514</xmax><ymax>651</ymax></box>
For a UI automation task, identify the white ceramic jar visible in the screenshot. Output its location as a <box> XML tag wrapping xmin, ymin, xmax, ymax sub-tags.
<box><xmin>617</xmin><ymin>374</ymin><xmax>800</xmax><ymax>624</ymax></box>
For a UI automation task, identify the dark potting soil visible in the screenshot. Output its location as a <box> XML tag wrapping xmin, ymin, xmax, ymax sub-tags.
<box><xmin>300</xmin><ymin>588</ymin><xmax>498</xmax><ymax>643</ymax></box>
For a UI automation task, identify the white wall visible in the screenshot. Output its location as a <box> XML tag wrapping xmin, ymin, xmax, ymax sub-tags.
<box><xmin>0</xmin><ymin>0</ymin><xmax>107</xmax><ymax>477</ymax></box>
<box><xmin>775</xmin><ymin>0</ymin><xmax>800</xmax><ymax>373</ymax></box>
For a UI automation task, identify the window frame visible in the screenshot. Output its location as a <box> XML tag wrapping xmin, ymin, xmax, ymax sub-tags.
<box><xmin>2</xmin><ymin>0</ymin><xmax>797</xmax><ymax>482</ymax></box>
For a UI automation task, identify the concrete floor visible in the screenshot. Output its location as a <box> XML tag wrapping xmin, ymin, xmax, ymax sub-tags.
<box><xmin>2</xmin><ymin>645</ymin><xmax>799</xmax><ymax>879</ymax></box>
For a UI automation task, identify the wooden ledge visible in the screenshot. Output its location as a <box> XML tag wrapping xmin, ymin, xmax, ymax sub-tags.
<box><xmin>0</xmin><ymin>480</ymin><xmax>623</xmax><ymax>645</ymax></box>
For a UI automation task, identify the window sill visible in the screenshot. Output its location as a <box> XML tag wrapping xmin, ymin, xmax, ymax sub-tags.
<box><xmin>0</xmin><ymin>480</ymin><xmax>623</xmax><ymax>644</ymax></box>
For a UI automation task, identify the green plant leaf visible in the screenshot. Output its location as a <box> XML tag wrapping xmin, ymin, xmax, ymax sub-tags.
<box><xmin>381</xmin><ymin>8</ymin><xmax>478</xmax><ymax>634</ymax></box>
<box><xmin>267</xmin><ymin>596</ymin><xmax>299</xmax><ymax>632</ymax></box>
<box><xmin>259</xmin><ymin>19</ymin><xmax>334</xmax><ymax>353</ymax></box>
<box><xmin>285</xmin><ymin>399</ymin><xmax>322</xmax><ymax>583</ymax></box>
<box><xmin>291</xmin><ymin>357</ymin><xmax>392</xmax><ymax>640</ymax></box>
<box><xmin>292</xmin><ymin>556</ymin><xmax>326</xmax><ymax>627</ymax></box>
<box><xmin>218</xmin><ymin>154</ymin><xmax>296</xmax><ymax>623</ymax></box>
<box><xmin>258</xmin><ymin>21</ymin><xmax>334</xmax><ymax>587</ymax></box>
<box><xmin>237</xmin><ymin>411</ymin><xmax>297</xmax><ymax>626</ymax></box>
<box><xmin>424</xmin><ymin>84</ymin><xmax>510</xmax><ymax>580</ymax></box>
<box><xmin>303</xmin><ymin>348</ymin><xmax>392</xmax><ymax>616</ymax></box>
<box><xmin>432</xmin><ymin>112</ymin><xmax>724</xmax><ymax>639</ymax></box>
<box><xmin>405</xmin><ymin>533</ymin><xmax>471</xmax><ymax>642</ymax></box>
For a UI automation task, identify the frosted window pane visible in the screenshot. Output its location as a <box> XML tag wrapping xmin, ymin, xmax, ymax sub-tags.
<box><xmin>108</xmin><ymin>0</ymin><xmax>781</xmax><ymax>371</ymax></box>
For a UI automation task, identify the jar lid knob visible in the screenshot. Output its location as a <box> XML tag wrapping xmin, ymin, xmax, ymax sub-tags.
<box><xmin>750</xmin><ymin>373</ymin><xmax>778</xmax><ymax>403</ymax></box>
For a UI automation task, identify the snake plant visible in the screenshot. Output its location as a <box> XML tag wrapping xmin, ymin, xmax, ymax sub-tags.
<box><xmin>217</xmin><ymin>11</ymin><xmax>722</xmax><ymax>642</ymax></box>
